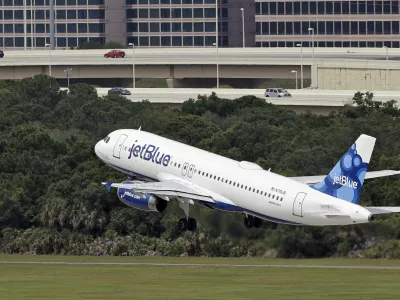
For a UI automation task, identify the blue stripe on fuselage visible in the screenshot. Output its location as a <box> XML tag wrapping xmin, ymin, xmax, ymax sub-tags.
<box><xmin>107</xmin><ymin>163</ymin><xmax>303</xmax><ymax>225</ymax></box>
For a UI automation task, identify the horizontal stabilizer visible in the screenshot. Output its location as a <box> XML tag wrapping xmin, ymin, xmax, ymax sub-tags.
<box><xmin>291</xmin><ymin>170</ymin><xmax>400</xmax><ymax>185</ymax></box>
<box><xmin>364</xmin><ymin>207</ymin><xmax>400</xmax><ymax>215</ymax></box>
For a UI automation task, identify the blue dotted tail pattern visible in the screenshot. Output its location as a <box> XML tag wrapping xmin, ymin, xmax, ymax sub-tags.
<box><xmin>311</xmin><ymin>143</ymin><xmax>369</xmax><ymax>204</ymax></box>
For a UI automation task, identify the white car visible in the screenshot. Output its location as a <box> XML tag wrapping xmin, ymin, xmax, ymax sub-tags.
<box><xmin>264</xmin><ymin>88</ymin><xmax>291</xmax><ymax>97</ymax></box>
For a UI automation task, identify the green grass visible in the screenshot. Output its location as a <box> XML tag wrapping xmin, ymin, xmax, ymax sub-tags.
<box><xmin>1</xmin><ymin>255</ymin><xmax>400</xmax><ymax>299</ymax></box>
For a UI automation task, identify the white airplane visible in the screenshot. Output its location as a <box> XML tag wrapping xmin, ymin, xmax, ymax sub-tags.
<box><xmin>94</xmin><ymin>129</ymin><xmax>400</xmax><ymax>231</ymax></box>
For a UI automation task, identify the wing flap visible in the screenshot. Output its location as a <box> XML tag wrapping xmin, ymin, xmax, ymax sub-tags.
<box><xmin>102</xmin><ymin>180</ymin><xmax>215</xmax><ymax>203</ymax></box>
<box><xmin>291</xmin><ymin>170</ymin><xmax>400</xmax><ymax>185</ymax></box>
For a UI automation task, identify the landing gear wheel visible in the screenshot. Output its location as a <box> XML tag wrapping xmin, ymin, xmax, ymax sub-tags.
<box><xmin>253</xmin><ymin>217</ymin><xmax>263</xmax><ymax>228</ymax></box>
<box><xmin>244</xmin><ymin>216</ymin><xmax>254</xmax><ymax>229</ymax></box>
<box><xmin>187</xmin><ymin>218</ymin><xmax>197</xmax><ymax>232</ymax></box>
<box><xmin>178</xmin><ymin>218</ymin><xmax>188</xmax><ymax>231</ymax></box>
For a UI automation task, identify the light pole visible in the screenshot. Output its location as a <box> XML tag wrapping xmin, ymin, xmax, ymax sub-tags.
<box><xmin>240</xmin><ymin>7</ymin><xmax>245</xmax><ymax>47</ymax></box>
<box><xmin>215</xmin><ymin>0</ymin><xmax>219</xmax><ymax>89</ymax></box>
<box><xmin>30</xmin><ymin>0</ymin><xmax>33</xmax><ymax>49</ymax></box>
<box><xmin>45</xmin><ymin>43</ymin><xmax>51</xmax><ymax>76</ymax></box>
<box><xmin>64</xmin><ymin>68</ymin><xmax>72</xmax><ymax>87</ymax></box>
<box><xmin>128</xmin><ymin>42</ymin><xmax>135</xmax><ymax>88</ymax></box>
<box><xmin>296</xmin><ymin>43</ymin><xmax>303</xmax><ymax>89</ymax></box>
<box><xmin>308</xmin><ymin>27</ymin><xmax>315</xmax><ymax>89</ymax></box>
<box><xmin>213</xmin><ymin>42</ymin><xmax>219</xmax><ymax>89</ymax></box>
<box><xmin>291</xmin><ymin>70</ymin><xmax>298</xmax><ymax>89</ymax></box>
<box><xmin>384</xmin><ymin>46</ymin><xmax>389</xmax><ymax>90</ymax></box>
<box><xmin>23</xmin><ymin>0</ymin><xmax>27</xmax><ymax>51</ymax></box>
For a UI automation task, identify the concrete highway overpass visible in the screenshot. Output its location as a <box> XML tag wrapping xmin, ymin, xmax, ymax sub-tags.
<box><xmin>3</xmin><ymin>48</ymin><xmax>400</xmax><ymax>90</ymax></box>
<box><xmin>83</xmin><ymin>88</ymin><xmax>400</xmax><ymax>115</ymax></box>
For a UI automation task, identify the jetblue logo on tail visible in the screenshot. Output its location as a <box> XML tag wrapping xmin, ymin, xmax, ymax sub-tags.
<box><xmin>128</xmin><ymin>141</ymin><xmax>171</xmax><ymax>167</ymax></box>
<box><xmin>333</xmin><ymin>175</ymin><xmax>358</xmax><ymax>189</ymax></box>
<box><xmin>310</xmin><ymin>135</ymin><xmax>375</xmax><ymax>204</ymax></box>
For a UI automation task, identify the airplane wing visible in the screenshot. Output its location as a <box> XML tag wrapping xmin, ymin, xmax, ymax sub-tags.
<box><xmin>364</xmin><ymin>207</ymin><xmax>400</xmax><ymax>215</ymax></box>
<box><xmin>103</xmin><ymin>179</ymin><xmax>215</xmax><ymax>203</ymax></box>
<box><xmin>290</xmin><ymin>170</ymin><xmax>400</xmax><ymax>185</ymax></box>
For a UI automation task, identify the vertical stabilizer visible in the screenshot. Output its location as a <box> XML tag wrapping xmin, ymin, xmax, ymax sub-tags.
<box><xmin>311</xmin><ymin>134</ymin><xmax>376</xmax><ymax>204</ymax></box>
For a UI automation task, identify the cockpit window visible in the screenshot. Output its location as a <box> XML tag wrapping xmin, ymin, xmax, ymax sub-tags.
<box><xmin>103</xmin><ymin>136</ymin><xmax>110</xmax><ymax>143</ymax></box>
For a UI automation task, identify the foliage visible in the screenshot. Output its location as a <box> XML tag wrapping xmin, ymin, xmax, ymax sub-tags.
<box><xmin>1</xmin><ymin>76</ymin><xmax>400</xmax><ymax>258</ymax></box>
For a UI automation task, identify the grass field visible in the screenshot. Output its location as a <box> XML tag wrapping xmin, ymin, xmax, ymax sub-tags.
<box><xmin>0</xmin><ymin>255</ymin><xmax>400</xmax><ymax>299</ymax></box>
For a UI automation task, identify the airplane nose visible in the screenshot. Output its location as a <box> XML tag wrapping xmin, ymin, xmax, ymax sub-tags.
<box><xmin>94</xmin><ymin>141</ymin><xmax>101</xmax><ymax>156</ymax></box>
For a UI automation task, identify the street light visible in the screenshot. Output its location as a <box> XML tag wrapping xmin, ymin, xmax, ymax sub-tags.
<box><xmin>128</xmin><ymin>42</ymin><xmax>135</xmax><ymax>89</ymax></box>
<box><xmin>45</xmin><ymin>43</ymin><xmax>51</xmax><ymax>76</ymax></box>
<box><xmin>291</xmin><ymin>70</ymin><xmax>298</xmax><ymax>89</ymax></box>
<box><xmin>240</xmin><ymin>7</ymin><xmax>245</xmax><ymax>47</ymax></box>
<box><xmin>384</xmin><ymin>46</ymin><xmax>389</xmax><ymax>91</ymax></box>
<box><xmin>23</xmin><ymin>0</ymin><xmax>27</xmax><ymax>51</ymax></box>
<box><xmin>308</xmin><ymin>28</ymin><xmax>315</xmax><ymax>89</ymax></box>
<box><xmin>213</xmin><ymin>42</ymin><xmax>219</xmax><ymax>89</ymax></box>
<box><xmin>296</xmin><ymin>43</ymin><xmax>303</xmax><ymax>89</ymax></box>
<box><xmin>215</xmin><ymin>0</ymin><xmax>219</xmax><ymax>89</ymax></box>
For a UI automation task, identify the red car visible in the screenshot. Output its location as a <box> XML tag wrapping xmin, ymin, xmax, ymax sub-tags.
<box><xmin>104</xmin><ymin>50</ymin><xmax>125</xmax><ymax>58</ymax></box>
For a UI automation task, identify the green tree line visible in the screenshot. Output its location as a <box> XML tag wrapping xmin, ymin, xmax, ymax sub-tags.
<box><xmin>1</xmin><ymin>75</ymin><xmax>400</xmax><ymax>258</ymax></box>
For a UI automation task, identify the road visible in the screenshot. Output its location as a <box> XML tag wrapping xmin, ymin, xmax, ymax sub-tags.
<box><xmin>0</xmin><ymin>260</ymin><xmax>400</xmax><ymax>269</ymax></box>
<box><xmin>1</xmin><ymin>48</ymin><xmax>400</xmax><ymax>66</ymax></box>
<box><xmin>87</xmin><ymin>88</ymin><xmax>400</xmax><ymax>107</ymax></box>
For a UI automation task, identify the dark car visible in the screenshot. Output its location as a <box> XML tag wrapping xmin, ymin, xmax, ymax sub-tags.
<box><xmin>0</xmin><ymin>50</ymin><xmax>4</xmax><ymax>58</ymax></box>
<box><xmin>104</xmin><ymin>50</ymin><xmax>125</xmax><ymax>58</ymax></box>
<box><xmin>108</xmin><ymin>87</ymin><xmax>131</xmax><ymax>96</ymax></box>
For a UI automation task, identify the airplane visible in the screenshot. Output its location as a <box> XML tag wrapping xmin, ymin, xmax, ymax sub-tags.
<box><xmin>94</xmin><ymin>129</ymin><xmax>400</xmax><ymax>231</ymax></box>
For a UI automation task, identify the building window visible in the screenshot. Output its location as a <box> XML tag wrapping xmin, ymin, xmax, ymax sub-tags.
<box><xmin>57</xmin><ymin>23</ymin><xmax>66</xmax><ymax>33</ymax></box>
<box><xmin>78</xmin><ymin>23</ymin><xmax>87</xmax><ymax>33</ymax></box>
<box><xmin>139</xmin><ymin>9</ymin><xmax>148</xmax><ymax>18</ymax></box>
<box><xmin>150</xmin><ymin>23</ymin><xmax>159</xmax><ymax>32</ymax></box>
<box><xmin>150</xmin><ymin>9</ymin><xmax>159</xmax><ymax>18</ymax></box>
<box><xmin>182</xmin><ymin>8</ymin><xmax>192</xmax><ymax>18</ymax></box>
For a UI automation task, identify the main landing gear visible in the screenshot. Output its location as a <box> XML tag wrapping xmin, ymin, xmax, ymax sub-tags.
<box><xmin>244</xmin><ymin>215</ymin><xmax>263</xmax><ymax>229</ymax></box>
<box><xmin>178</xmin><ymin>201</ymin><xmax>197</xmax><ymax>231</ymax></box>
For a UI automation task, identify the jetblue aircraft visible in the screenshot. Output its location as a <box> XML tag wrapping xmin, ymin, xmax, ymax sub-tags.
<box><xmin>95</xmin><ymin>129</ymin><xmax>400</xmax><ymax>231</ymax></box>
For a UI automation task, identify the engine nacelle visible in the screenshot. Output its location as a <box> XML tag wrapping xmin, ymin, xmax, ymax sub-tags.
<box><xmin>117</xmin><ymin>181</ymin><xmax>167</xmax><ymax>212</ymax></box>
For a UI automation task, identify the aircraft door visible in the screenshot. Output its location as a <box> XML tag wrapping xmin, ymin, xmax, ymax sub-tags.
<box><xmin>181</xmin><ymin>162</ymin><xmax>189</xmax><ymax>176</ymax></box>
<box><xmin>113</xmin><ymin>134</ymin><xmax>128</xmax><ymax>159</ymax></box>
<box><xmin>188</xmin><ymin>164</ymin><xmax>195</xmax><ymax>178</ymax></box>
<box><xmin>292</xmin><ymin>192</ymin><xmax>306</xmax><ymax>217</ymax></box>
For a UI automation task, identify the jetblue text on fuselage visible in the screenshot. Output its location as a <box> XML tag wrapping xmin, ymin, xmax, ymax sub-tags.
<box><xmin>120</xmin><ymin>190</ymin><xmax>141</xmax><ymax>200</ymax></box>
<box><xmin>128</xmin><ymin>141</ymin><xmax>171</xmax><ymax>167</ymax></box>
<box><xmin>333</xmin><ymin>175</ymin><xmax>358</xmax><ymax>189</ymax></box>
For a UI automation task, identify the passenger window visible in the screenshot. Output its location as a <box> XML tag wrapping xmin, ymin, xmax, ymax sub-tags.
<box><xmin>272</xmin><ymin>195</ymin><xmax>275</xmax><ymax>199</ymax></box>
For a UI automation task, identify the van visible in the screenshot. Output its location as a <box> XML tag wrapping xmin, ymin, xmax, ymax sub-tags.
<box><xmin>264</xmin><ymin>88</ymin><xmax>291</xmax><ymax>97</ymax></box>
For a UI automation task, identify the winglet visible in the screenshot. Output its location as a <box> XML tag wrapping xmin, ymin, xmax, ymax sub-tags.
<box><xmin>102</xmin><ymin>182</ymin><xmax>113</xmax><ymax>193</ymax></box>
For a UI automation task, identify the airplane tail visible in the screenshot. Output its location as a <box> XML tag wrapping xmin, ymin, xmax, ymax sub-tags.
<box><xmin>311</xmin><ymin>134</ymin><xmax>376</xmax><ymax>204</ymax></box>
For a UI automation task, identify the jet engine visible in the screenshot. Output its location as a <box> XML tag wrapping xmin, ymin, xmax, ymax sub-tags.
<box><xmin>117</xmin><ymin>181</ymin><xmax>167</xmax><ymax>212</ymax></box>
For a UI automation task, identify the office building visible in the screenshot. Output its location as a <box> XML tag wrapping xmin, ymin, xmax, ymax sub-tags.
<box><xmin>255</xmin><ymin>0</ymin><xmax>400</xmax><ymax>48</ymax></box>
<box><xmin>0</xmin><ymin>0</ymin><xmax>254</xmax><ymax>49</ymax></box>
<box><xmin>0</xmin><ymin>0</ymin><xmax>106</xmax><ymax>48</ymax></box>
